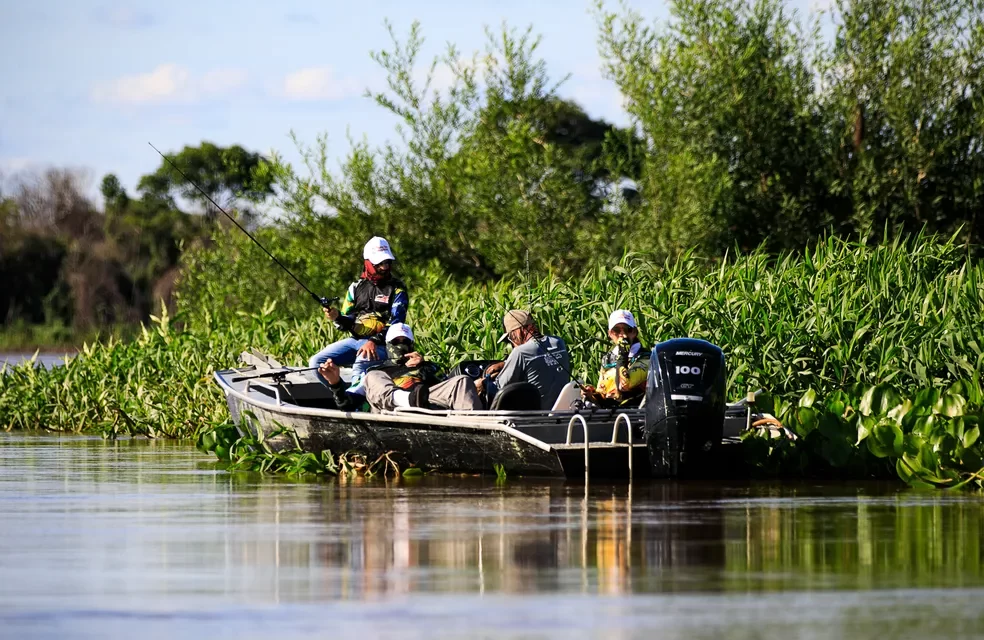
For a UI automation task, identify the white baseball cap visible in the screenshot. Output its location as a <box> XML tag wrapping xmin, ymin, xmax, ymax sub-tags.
<box><xmin>363</xmin><ymin>236</ymin><xmax>396</xmax><ymax>265</ymax></box>
<box><xmin>608</xmin><ymin>309</ymin><xmax>637</xmax><ymax>330</ymax></box>
<box><xmin>385</xmin><ymin>322</ymin><xmax>414</xmax><ymax>343</ymax></box>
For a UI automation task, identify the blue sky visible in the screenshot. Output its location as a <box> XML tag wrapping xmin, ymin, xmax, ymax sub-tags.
<box><xmin>0</xmin><ymin>0</ymin><xmax>821</xmax><ymax>202</ymax></box>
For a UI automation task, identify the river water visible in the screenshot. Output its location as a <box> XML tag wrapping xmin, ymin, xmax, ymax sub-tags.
<box><xmin>1</xmin><ymin>433</ymin><xmax>982</xmax><ymax>639</ymax></box>
<box><xmin>0</xmin><ymin>353</ymin><xmax>69</xmax><ymax>369</ymax></box>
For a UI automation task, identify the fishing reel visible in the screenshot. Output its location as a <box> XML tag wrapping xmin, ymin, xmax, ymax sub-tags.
<box><xmin>318</xmin><ymin>296</ymin><xmax>341</xmax><ymax>309</ymax></box>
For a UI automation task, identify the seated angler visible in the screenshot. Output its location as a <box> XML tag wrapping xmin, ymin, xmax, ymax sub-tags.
<box><xmin>318</xmin><ymin>323</ymin><xmax>483</xmax><ymax>412</ymax></box>
<box><xmin>477</xmin><ymin>310</ymin><xmax>571</xmax><ymax>410</ymax></box>
<box><xmin>309</xmin><ymin>236</ymin><xmax>409</xmax><ymax>387</ymax></box>
<box><xmin>580</xmin><ymin>310</ymin><xmax>651</xmax><ymax>408</ymax></box>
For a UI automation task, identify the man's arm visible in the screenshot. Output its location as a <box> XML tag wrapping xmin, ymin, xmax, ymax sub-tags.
<box><xmin>332</xmin><ymin>282</ymin><xmax>359</xmax><ymax>333</ymax></box>
<box><xmin>494</xmin><ymin>347</ymin><xmax>526</xmax><ymax>388</ymax></box>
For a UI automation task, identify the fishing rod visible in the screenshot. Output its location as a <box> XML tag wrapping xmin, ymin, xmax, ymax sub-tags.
<box><xmin>231</xmin><ymin>366</ymin><xmax>320</xmax><ymax>383</ymax></box>
<box><xmin>148</xmin><ymin>142</ymin><xmax>338</xmax><ymax>309</ymax></box>
<box><xmin>232</xmin><ymin>354</ymin><xmax>413</xmax><ymax>384</ymax></box>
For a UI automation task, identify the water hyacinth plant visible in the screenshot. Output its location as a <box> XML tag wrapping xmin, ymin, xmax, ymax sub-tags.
<box><xmin>743</xmin><ymin>377</ymin><xmax>984</xmax><ymax>488</ymax></box>
<box><xmin>2</xmin><ymin>233</ymin><xmax>981</xmax><ymax>486</ymax></box>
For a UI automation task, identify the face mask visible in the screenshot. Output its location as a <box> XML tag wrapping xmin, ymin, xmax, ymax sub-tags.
<box><xmin>389</xmin><ymin>342</ymin><xmax>412</xmax><ymax>360</ymax></box>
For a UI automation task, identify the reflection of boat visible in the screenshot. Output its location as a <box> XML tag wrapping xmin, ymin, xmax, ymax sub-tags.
<box><xmin>214</xmin><ymin>339</ymin><xmax>772</xmax><ymax>479</ymax></box>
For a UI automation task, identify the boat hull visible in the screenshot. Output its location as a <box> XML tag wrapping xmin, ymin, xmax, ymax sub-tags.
<box><xmin>216</xmin><ymin>363</ymin><xmax>753</xmax><ymax>479</ymax></box>
<box><xmin>225</xmin><ymin>387</ymin><xmax>568</xmax><ymax>476</ymax></box>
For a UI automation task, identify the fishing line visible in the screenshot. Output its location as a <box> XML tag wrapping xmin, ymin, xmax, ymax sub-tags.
<box><xmin>148</xmin><ymin>142</ymin><xmax>337</xmax><ymax>309</ymax></box>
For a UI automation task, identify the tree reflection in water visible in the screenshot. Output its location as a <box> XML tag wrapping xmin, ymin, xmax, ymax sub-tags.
<box><xmin>2</xmin><ymin>434</ymin><xmax>981</xmax><ymax>607</ymax></box>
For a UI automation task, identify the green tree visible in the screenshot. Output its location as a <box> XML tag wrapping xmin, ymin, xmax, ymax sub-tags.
<box><xmin>598</xmin><ymin>0</ymin><xmax>839</xmax><ymax>256</ymax></box>
<box><xmin>263</xmin><ymin>21</ymin><xmax>635</xmax><ymax>281</ymax></box>
<box><xmin>138</xmin><ymin>142</ymin><xmax>274</xmax><ymax>217</ymax></box>
<box><xmin>824</xmin><ymin>0</ymin><xmax>984</xmax><ymax>246</ymax></box>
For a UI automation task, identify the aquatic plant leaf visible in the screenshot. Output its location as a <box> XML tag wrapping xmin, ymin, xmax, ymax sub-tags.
<box><xmin>868</xmin><ymin>420</ymin><xmax>903</xmax><ymax>458</ymax></box>
<box><xmin>825</xmin><ymin>390</ymin><xmax>850</xmax><ymax>417</ymax></box>
<box><xmin>856</xmin><ymin>415</ymin><xmax>873</xmax><ymax>444</ymax></box>
<box><xmin>896</xmin><ymin>458</ymin><xmax>935</xmax><ymax>489</ymax></box>
<box><xmin>963</xmin><ymin>426</ymin><xmax>980</xmax><ymax>449</ymax></box>
<box><xmin>818</xmin><ymin>412</ymin><xmax>849</xmax><ymax>442</ymax></box>
<box><xmin>795</xmin><ymin>406</ymin><xmax>818</xmax><ymax>437</ymax></box>
<box><xmin>798</xmin><ymin>388</ymin><xmax>817</xmax><ymax>408</ymax></box>
<box><xmin>935</xmin><ymin>393</ymin><xmax>967</xmax><ymax>417</ymax></box>
<box><xmin>860</xmin><ymin>384</ymin><xmax>901</xmax><ymax>416</ymax></box>
<box><xmin>913</xmin><ymin>388</ymin><xmax>941</xmax><ymax>410</ymax></box>
<box><xmin>887</xmin><ymin>399</ymin><xmax>913</xmax><ymax>423</ymax></box>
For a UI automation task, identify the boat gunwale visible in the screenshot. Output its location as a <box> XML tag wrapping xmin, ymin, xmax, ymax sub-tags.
<box><xmin>214</xmin><ymin>368</ymin><xmax>648</xmax><ymax>428</ymax></box>
<box><xmin>214</xmin><ymin>369</ymin><xmax>608</xmax><ymax>452</ymax></box>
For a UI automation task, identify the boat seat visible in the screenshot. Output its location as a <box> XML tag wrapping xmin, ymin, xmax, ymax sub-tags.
<box><xmin>550</xmin><ymin>381</ymin><xmax>580</xmax><ymax>410</ymax></box>
<box><xmin>489</xmin><ymin>382</ymin><xmax>542</xmax><ymax>411</ymax></box>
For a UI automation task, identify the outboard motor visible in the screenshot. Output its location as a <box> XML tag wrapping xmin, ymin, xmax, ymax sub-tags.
<box><xmin>644</xmin><ymin>338</ymin><xmax>726</xmax><ymax>477</ymax></box>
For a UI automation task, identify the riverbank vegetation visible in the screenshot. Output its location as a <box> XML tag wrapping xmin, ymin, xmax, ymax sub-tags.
<box><xmin>3</xmin><ymin>237</ymin><xmax>982</xmax><ymax>486</ymax></box>
<box><xmin>2</xmin><ymin>0</ymin><xmax>983</xmax><ymax>487</ymax></box>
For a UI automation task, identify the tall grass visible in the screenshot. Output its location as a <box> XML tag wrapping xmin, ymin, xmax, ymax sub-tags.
<box><xmin>2</xmin><ymin>233</ymin><xmax>981</xmax><ymax>485</ymax></box>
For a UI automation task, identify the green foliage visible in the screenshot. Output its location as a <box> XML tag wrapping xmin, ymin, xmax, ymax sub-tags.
<box><xmin>597</xmin><ymin>0</ymin><xmax>984</xmax><ymax>255</ymax></box>
<box><xmin>260</xmin><ymin>21</ymin><xmax>637</xmax><ymax>280</ymax></box>
<box><xmin>5</xmin><ymin>233</ymin><xmax>982</xmax><ymax>489</ymax></box>
<box><xmin>823</xmin><ymin>0</ymin><xmax>984</xmax><ymax>244</ymax></box>
<box><xmin>138</xmin><ymin>142</ymin><xmax>274</xmax><ymax>214</ymax></box>
<box><xmin>1</xmin><ymin>144</ymin><xmax>269</xmax><ymax>342</ymax></box>
<box><xmin>196</xmin><ymin>420</ymin><xmax>340</xmax><ymax>476</ymax></box>
<box><xmin>598</xmin><ymin>0</ymin><xmax>838</xmax><ymax>255</ymax></box>
<box><xmin>196</xmin><ymin>418</ymin><xmax>404</xmax><ymax>477</ymax></box>
<box><xmin>745</xmin><ymin>376</ymin><xmax>984</xmax><ymax>488</ymax></box>
<box><xmin>179</xmin><ymin>228</ymin><xmax>983</xmax><ymax>397</ymax></box>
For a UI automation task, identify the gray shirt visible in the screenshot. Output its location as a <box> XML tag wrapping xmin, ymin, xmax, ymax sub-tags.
<box><xmin>492</xmin><ymin>334</ymin><xmax>571</xmax><ymax>410</ymax></box>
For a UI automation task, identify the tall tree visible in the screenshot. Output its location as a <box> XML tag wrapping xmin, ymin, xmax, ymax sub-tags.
<box><xmin>598</xmin><ymin>0</ymin><xmax>838</xmax><ymax>256</ymax></box>
<box><xmin>824</xmin><ymin>0</ymin><xmax>984</xmax><ymax>246</ymax></box>
<box><xmin>137</xmin><ymin>142</ymin><xmax>274</xmax><ymax>216</ymax></box>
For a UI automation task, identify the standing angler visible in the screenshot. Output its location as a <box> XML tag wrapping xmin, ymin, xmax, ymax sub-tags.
<box><xmin>309</xmin><ymin>236</ymin><xmax>409</xmax><ymax>386</ymax></box>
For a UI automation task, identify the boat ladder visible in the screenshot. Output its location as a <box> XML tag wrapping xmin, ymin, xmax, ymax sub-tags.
<box><xmin>563</xmin><ymin>413</ymin><xmax>635</xmax><ymax>481</ymax></box>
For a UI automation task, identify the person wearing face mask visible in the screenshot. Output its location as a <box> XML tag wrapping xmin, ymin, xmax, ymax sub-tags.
<box><xmin>580</xmin><ymin>310</ymin><xmax>651</xmax><ymax>408</ymax></box>
<box><xmin>477</xmin><ymin>310</ymin><xmax>571</xmax><ymax>410</ymax></box>
<box><xmin>309</xmin><ymin>236</ymin><xmax>409</xmax><ymax>387</ymax></box>
<box><xmin>318</xmin><ymin>323</ymin><xmax>482</xmax><ymax>412</ymax></box>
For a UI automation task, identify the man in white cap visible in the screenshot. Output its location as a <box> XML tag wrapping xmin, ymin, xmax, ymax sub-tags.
<box><xmin>580</xmin><ymin>309</ymin><xmax>651</xmax><ymax>408</ymax></box>
<box><xmin>478</xmin><ymin>310</ymin><xmax>571</xmax><ymax>410</ymax></box>
<box><xmin>318</xmin><ymin>323</ymin><xmax>482</xmax><ymax>412</ymax></box>
<box><xmin>309</xmin><ymin>236</ymin><xmax>409</xmax><ymax>386</ymax></box>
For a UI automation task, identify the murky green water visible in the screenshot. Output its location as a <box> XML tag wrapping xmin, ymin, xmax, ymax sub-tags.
<box><xmin>1</xmin><ymin>433</ymin><xmax>983</xmax><ymax>639</ymax></box>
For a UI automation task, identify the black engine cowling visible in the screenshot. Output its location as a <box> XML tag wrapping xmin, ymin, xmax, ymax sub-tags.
<box><xmin>644</xmin><ymin>338</ymin><xmax>726</xmax><ymax>477</ymax></box>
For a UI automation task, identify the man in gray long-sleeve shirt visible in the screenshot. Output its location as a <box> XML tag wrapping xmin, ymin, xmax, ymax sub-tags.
<box><xmin>477</xmin><ymin>310</ymin><xmax>571</xmax><ymax>410</ymax></box>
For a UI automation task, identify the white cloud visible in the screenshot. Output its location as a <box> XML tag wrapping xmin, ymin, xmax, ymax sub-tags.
<box><xmin>91</xmin><ymin>64</ymin><xmax>248</xmax><ymax>105</ymax></box>
<box><xmin>279</xmin><ymin>67</ymin><xmax>363</xmax><ymax>101</ymax></box>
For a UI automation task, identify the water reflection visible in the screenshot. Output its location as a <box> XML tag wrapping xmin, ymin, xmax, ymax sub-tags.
<box><xmin>2</xmin><ymin>434</ymin><xmax>984</xmax><ymax>638</ymax></box>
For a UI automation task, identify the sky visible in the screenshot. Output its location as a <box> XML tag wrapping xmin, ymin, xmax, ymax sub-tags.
<box><xmin>0</xmin><ymin>0</ymin><xmax>822</xmax><ymax>203</ymax></box>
